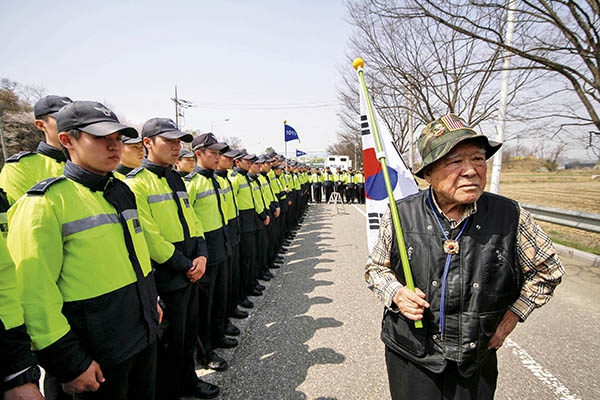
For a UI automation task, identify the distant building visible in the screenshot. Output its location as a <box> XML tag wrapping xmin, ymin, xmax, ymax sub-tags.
<box><xmin>325</xmin><ymin>154</ymin><xmax>352</xmax><ymax>170</ymax></box>
<box><xmin>564</xmin><ymin>162</ymin><xmax>597</xmax><ymax>169</ymax></box>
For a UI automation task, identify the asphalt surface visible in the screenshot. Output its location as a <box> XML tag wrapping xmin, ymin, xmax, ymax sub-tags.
<box><xmin>194</xmin><ymin>203</ymin><xmax>600</xmax><ymax>400</ymax></box>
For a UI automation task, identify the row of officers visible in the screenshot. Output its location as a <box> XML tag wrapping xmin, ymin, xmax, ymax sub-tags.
<box><xmin>0</xmin><ymin>96</ymin><xmax>311</xmax><ymax>400</ymax></box>
<box><xmin>306</xmin><ymin>167</ymin><xmax>365</xmax><ymax>204</ymax></box>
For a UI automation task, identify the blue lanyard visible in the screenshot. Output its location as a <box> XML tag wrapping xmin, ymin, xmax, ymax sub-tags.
<box><xmin>427</xmin><ymin>191</ymin><xmax>469</xmax><ymax>337</ymax></box>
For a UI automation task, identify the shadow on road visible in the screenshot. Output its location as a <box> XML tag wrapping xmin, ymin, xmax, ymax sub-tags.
<box><xmin>207</xmin><ymin>205</ymin><xmax>346</xmax><ymax>399</ymax></box>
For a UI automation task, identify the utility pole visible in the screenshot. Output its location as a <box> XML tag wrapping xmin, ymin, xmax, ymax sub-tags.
<box><xmin>0</xmin><ymin>108</ymin><xmax>7</xmax><ymax>164</ymax></box>
<box><xmin>173</xmin><ymin>86</ymin><xmax>179</xmax><ymax>128</ymax></box>
<box><xmin>408</xmin><ymin>95</ymin><xmax>414</xmax><ymax>170</ymax></box>
<box><xmin>490</xmin><ymin>0</ymin><xmax>516</xmax><ymax>194</ymax></box>
<box><xmin>170</xmin><ymin>86</ymin><xmax>195</xmax><ymax>130</ymax></box>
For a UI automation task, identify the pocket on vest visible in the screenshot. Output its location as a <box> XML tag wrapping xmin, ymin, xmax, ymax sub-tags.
<box><xmin>475</xmin><ymin>310</ymin><xmax>505</xmax><ymax>360</ymax></box>
<box><xmin>382</xmin><ymin>309</ymin><xmax>428</xmax><ymax>357</ymax></box>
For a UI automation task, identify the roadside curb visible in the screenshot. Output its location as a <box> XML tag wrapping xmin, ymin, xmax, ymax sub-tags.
<box><xmin>554</xmin><ymin>243</ymin><xmax>600</xmax><ymax>267</ymax></box>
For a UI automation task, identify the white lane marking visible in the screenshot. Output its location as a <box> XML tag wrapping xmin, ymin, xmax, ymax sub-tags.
<box><xmin>353</xmin><ymin>204</ymin><xmax>366</xmax><ymax>217</ymax></box>
<box><xmin>505</xmin><ymin>338</ymin><xmax>581</xmax><ymax>400</ymax></box>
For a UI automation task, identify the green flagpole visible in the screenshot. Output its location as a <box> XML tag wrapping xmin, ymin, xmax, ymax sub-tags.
<box><xmin>353</xmin><ymin>58</ymin><xmax>422</xmax><ymax>329</ymax></box>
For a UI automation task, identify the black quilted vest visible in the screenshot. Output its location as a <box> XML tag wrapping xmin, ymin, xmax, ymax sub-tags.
<box><xmin>383</xmin><ymin>190</ymin><xmax>523</xmax><ymax>376</ymax></box>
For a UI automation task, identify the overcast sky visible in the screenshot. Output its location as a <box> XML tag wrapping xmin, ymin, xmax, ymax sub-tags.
<box><xmin>1</xmin><ymin>0</ymin><xmax>353</xmax><ymax>156</ymax></box>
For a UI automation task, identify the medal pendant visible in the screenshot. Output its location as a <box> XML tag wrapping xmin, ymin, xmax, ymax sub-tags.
<box><xmin>444</xmin><ymin>239</ymin><xmax>459</xmax><ymax>255</ymax></box>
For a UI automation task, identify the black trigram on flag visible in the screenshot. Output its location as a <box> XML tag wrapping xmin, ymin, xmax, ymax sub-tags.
<box><xmin>360</xmin><ymin>114</ymin><xmax>370</xmax><ymax>136</ymax></box>
<box><xmin>368</xmin><ymin>212</ymin><xmax>384</xmax><ymax>231</ymax></box>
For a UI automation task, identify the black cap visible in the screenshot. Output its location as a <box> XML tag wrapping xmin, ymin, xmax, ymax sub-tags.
<box><xmin>191</xmin><ymin>133</ymin><xmax>229</xmax><ymax>151</ymax></box>
<box><xmin>34</xmin><ymin>95</ymin><xmax>73</xmax><ymax>119</ymax></box>
<box><xmin>242</xmin><ymin>153</ymin><xmax>257</xmax><ymax>162</ymax></box>
<box><xmin>266</xmin><ymin>149</ymin><xmax>278</xmax><ymax>158</ymax></box>
<box><xmin>122</xmin><ymin>133</ymin><xmax>142</xmax><ymax>144</ymax></box>
<box><xmin>142</xmin><ymin>118</ymin><xmax>193</xmax><ymax>142</ymax></box>
<box><xmin>56</xmin><ymin>101</ymin><xmax>137</xmax><ymax>137</ymax></box>
<box><xmin>178</xmin><ymin>149</ymin><xmax>194</xmax><ymax>159</ymax></box>
<box><xmin>234</xmin><ymin>148</ymin><xmax>248</xmax><ymax>160</ymax></box>
<box><xmin>222</xmin><ymin>148</ymin><xmax>241</xmax><ymax>158</ymax></box>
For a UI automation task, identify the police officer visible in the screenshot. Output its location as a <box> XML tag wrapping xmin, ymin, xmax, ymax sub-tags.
<box><xmin>186</xmin><ymin>133</ymin><xmax>241</xmax><ymax>373</ymax></box>
<box><xmin>125</xmin><ymin>118</ymin><xmax>218</xmax><ymax>400</ymax></box>
<box><xmin>346</xmin><ymin>167</ymin><xmax>356</xmax><ymax>203</ymax></box>
<box><xmin>259</xmin><ymin>155</ymin><xmax>284</xmax><ymax>270</ymax></box>
<box><xmin>113</xmin><ymin>134</ymin><xmax>144</xmax><ymax>179</ymax></box>
<box><xmin>356</xmin><ymin>167</ymin><xmax>365</xmax><ymax>204</ymax></box>
<box><xmin>0</xmin><ymin>95</ymin><xmax>72</xmax><ymax>205</ymax></box>
<box><xmin>7</xmin><ymin>101</ymin><xmax>159</xmax><ymax>399</ymax></box>
<box><xmin>231</xmin><ymin>151</ymin><xmax>267</xmax><ymax>298</ymax></box>
<box><xmin>310</xmin><ymin>168</ymin><xmax>323</xmax><ymax>203</ymax></box>
<box><xmin>248</xmin><ymin>156</ymin><xmax>272</xmax><ymax>283</ymax></box>
<box><xmin>175</xmin><ymin>148</ymin><xmax>196</xmax><ymax>177</ymax></box>
<box><xmin>322</xmin><ymin>166</ymin><xmax>335</xmax><ymax>202</ymax></box>
<box><xmin>216</xmin><ymin>148</ymin><xmax>253</xmax><ymax>315</ymax></box>
<box><xmin>1</xmin><ymin>189</ymin><xmax>43</xmax><ymax>399</ymax></box>
<box><xmin>334</xmin><ymin>167</ymin><xmax>345</xmax><ymax>202</ymax></box>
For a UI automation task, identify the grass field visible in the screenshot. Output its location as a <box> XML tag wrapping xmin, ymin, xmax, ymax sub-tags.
<box><xmin>417</xmin><ymin>158</ymin><xmax>600</xmax><ymax>255</ymax></box>
<box><xmin>496</xmin><ymin>163</ymin><xmax>600</xmax><ymax>255</ymax></box>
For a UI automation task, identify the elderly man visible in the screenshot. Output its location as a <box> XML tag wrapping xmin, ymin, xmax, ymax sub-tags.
<box><xmin>365</xmin><ymin>113</ymin><xmax>565</xmax><ymax>400</ymax></box>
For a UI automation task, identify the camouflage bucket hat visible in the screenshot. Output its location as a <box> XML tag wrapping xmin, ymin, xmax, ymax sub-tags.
<box><xmin>414</xmin><ymin>113</ymin><xmax>501</xmax><ymax>178</ymax></box>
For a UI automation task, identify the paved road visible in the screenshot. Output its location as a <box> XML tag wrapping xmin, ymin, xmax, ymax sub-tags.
<box><xmin>196</xmin><ymin>203</ymin><xmax>600</xmax><ymax>400</ymax></box>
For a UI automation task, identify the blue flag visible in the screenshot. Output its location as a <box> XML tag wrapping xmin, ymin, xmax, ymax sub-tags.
<box><xmin>284</xmin><ymin>124</ymin><xmax>300</xmax><ymax>142</ymax></box>
<box><xmin>296</xmin><ymin>149</ymin><xmax>307</xmax><ymax>157</ymax></box>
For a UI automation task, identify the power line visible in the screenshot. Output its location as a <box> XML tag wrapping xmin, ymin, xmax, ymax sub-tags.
<box><xmin>177</xmin><ymin>101</ymin><xmax>340</xmax><ymax>111</ymax></box>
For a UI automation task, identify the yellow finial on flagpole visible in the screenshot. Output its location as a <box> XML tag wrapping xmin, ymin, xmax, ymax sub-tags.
<box><xmin>352</xmin><ymin>58</ymin><xmax>365</xmax><ymax>70</ymax></box>
<box><xmin>283</xmin><ymin>120</ymin><xmax>287</xmax><ymax>124</ymax></box>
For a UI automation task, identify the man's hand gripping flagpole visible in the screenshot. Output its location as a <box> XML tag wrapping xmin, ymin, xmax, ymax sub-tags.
<box><xmin>353</xmin><ymin>57</ymin><xmax>423</xmax><ymax>329</ymax></box>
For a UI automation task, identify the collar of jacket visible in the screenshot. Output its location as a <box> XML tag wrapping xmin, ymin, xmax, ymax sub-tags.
<box><xmin>142</xmin><ymin>158</ymin><xmax>170</xmax><ymax>178</ymax></box>
<box><xmin>115</xmin><ymin>164</ymin><xmax>134</xmax><ymax>176</ymax></box>
<box><xmin>214</xmin><ymin>169</ymin><xmax>228</xmax><ymax>177</ymax></box>
<box><xmin>63</xmin><ymin>161</ymin><xmax>112</xmax><ymax>192</ymax></box>
<box><xmin>194</xmin><ymin>166</ymin><xmax>214</xmax><ymax>178</ymax></box>
<box><xmin>37</xmin><ymin>141</ymin><xmax>67</xmax><ymax>162</ymax></box>
<box><xmin>234</xmin><ymin>166</ymin><xmax>248</xmax><ymax>176</ymax></box>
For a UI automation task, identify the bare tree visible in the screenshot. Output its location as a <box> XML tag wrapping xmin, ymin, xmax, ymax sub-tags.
<box><xmin>369</xmin><ymin>0</ymin><xmax>600</xmax><ymax>156</ymax></box>
<box><xmin>220</xmin><ymin>136</ymin><xmax>244</xmax><ymax>150</ymax></box>
<box><xmin>1</xmin><ymin>79</ymin><xmax>45</xmax><ymax>107</ymax></box>
<box><xmin>333</xmin><ymin>0</ymin><xmax>539</xmax><ymax>163</ymax></box>
<box><xmin>0</xmin><ymin>80</ymin><xmax>47</xmax><ymax>165</ymax></box>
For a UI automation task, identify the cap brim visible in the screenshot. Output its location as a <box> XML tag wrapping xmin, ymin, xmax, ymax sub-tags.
<box><xmin>415</xmin><ymin>135</ymin><xmax>502</xmax><ymax>179</ymax></box>
<box><xmin>81</xmin><ymin>121</ymin><xmax>138</xmax><ymax>138</ymax></box>
<box><xmin>207</xmin><ymin>143</ymin><xmax>229</xmax><ymax>152</ymax></box>
<box><xmin>158</xmin><ymin>130</ymin><xmax>193</xmax><ymax>142</ymax></box>
<box><xmin>222</xmin><ymin>150</ymin><xmax>239</xmax><ymax>158</ymax></box>
<box><xmin>122</xmin><ymin>136</ymin><xmax>142</xmax><ymax>144</ymax></box>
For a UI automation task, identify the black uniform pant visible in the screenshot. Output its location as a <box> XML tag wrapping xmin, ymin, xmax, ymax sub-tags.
<box><xmin>357</xmin><ymin>183</ymin><xmax>365</xmax><ymax>204</ymax></box>
<box><xmin>156</xmin><ymin>283</ymin><xmax>200</xmax><ymax>400</ymax></box>
<box><xmin>385</xmin><ymin>346</ymin><xmax>497</xmax><ymax>400</ymax></box>
<box><xmin>324</xmin><ymin>184</ymin><xmax>333</xmax><ymax>203</ymax></box>
<box><xmin>74</xmin><ymin>342</ymin><xmax>157</xmax><ymax>400</ymax></box>
<box><xmin>334</xmin><ymin>182</ymin><xmax>345</xmax><ymax>201</ymax></box>
<box><xmin>43</xmin><ymin>373</ymin><xmax>72</xmax><ymax>400</ymax></box>
<box><xmin>240</xmin><ymin>230</ymin><xmax>256</xmax><ymax>297</ymax></box>
<box><xmin>228</xmin><ymin>242</ymin><xmax>241</xmax><ymax>312</ymax></box>
<box><xmin>197</xmin><ymin>260</ymin><xmax>228</xmax><ymax>353</ymax></box>
<box><xmin>254</xmin><ymin>225</ymin><xmax>267</xmax><ymax>279</ymax></box>
<box><xmin>273</xmin><ymin>214</ymin><xmax>282</xmax><ymax>258</ymax></box>
<box><xmin>312</xmin><ymin>183</ymin><xmax>322</xmax><ymax>203</ymax></box>
<box><xmin>346</xmin><ymin>183</ymin><xmax>356</xmax><ymax>203</ymax></box>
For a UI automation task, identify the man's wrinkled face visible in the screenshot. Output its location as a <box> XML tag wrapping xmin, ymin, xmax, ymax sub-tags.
<box><xmin>424</xmin><ymin>141</ymin><xmax>487</xmax><ymax>209</ymax></box>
